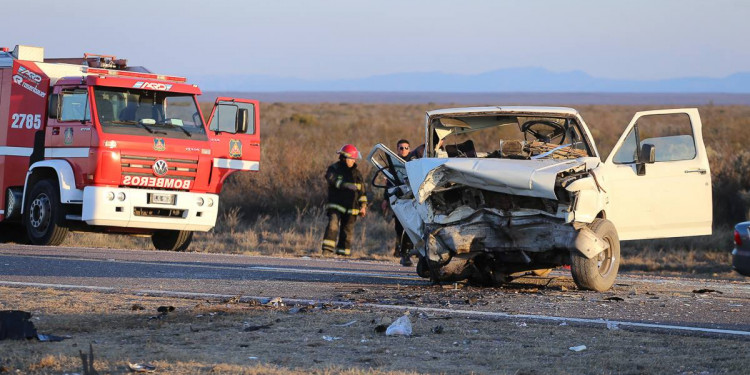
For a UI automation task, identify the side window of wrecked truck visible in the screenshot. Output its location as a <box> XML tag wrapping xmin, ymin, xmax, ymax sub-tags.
<box><xmin>613</xmin><ymin>129</ymin><xmax>638</xmax><ymax>163</ymax></box>
<box><xmin>613</xmin><ymin>113</ymin><xmax>697</xmax><ymax>164</ymax></box>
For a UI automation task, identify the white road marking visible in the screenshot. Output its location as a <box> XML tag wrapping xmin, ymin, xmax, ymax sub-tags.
<box><xmin>1</xmin><ymin>280</ymin><xmax>748</xmax><ymax>337</ymax></box>
<box><xmin>247</xmin><ymin>266</ymin><xmax>416</xmax><ymax>279</ymax></box>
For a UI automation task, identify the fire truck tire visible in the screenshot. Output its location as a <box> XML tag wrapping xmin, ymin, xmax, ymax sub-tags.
<box><xmin>152</xmin><ymin>230</ymin><xmax>193</xmax><ymax>251</ymax></box>
<box><xmin>570</xmin><ymin>218</ymin><xmax>620</xmax><ymax>292</ymax></box>
<box><xmin>24</xmin><ymin>179</ymin><xmax>69</xmax><ymax>246</ymax></box>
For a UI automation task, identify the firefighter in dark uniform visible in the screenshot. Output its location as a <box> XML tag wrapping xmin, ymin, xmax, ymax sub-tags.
<box><xmin>321</xmin><ymin>144</ymin><xmax>368</xmax><ymax>256</ymax></box>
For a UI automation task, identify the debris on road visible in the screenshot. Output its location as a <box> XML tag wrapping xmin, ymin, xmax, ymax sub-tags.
<box><xmin>693</xmin><ymin>289</ymin><xmax>723</xmax><ymax>294</ymax></box>
<box><xmin>130</xmin><ymin>304</ymin><xmax>145</xmax><ymax>311</ymax></box>
<box><xmin>322</xmin><ymin>335</ymin><xmax>341</xmax><ymax>341</ymax></box>
<box><xmin>606</xmin><ymin>321</ymin><xmax>620</xmax><ymax>331</ymax></box>
<box><xmin>157</xmin><ymin>306</ymin><xmax>175</xmax><ymax>314</ymax></box>
<box><xmin>333</xmin><ymin>320</ymin><xmax>357</xmax><ymax>327</ymax></box>
<box><xmin>603</xmin><ymin>296</ymin><xmax>624</xmax><ymax>302</ymax></box>
<box><xmin>386</xmin><ymin>315</ymin><xmax>412</xmax><ymax>336</ymax></box>
<box><xmin>0</xmin><ymin>310</ymin><xmax>37</xmax><ymax>340</ymax></box>
<box><xmin>431</xmin><ymin>325</ymin><xmax>444</xmax><ymax>334</ymax></box>
<box><xmin>267</xmin><ymin>297</ymin><xmax>285</xmax><ymax>307</ymax></box>
<box><xmin>243</xmin><ymin>323</ymin><xmax>273</xmax><ymax>332</ymax></box>
<box><xmin>128</xmin><ymin>362</ymin><xmax>156</xmax><ymax>373</ymax></box>
<box><xmin>149</xmin><ymin>306</ymin><xmax>175</xmax><ymax>320</ymax></box>
<box><xmin>288</xmin><ymin>306</ymin><xmax>309</xmax><ymax>314</ymax></box>
<box><xmin>223</xmin><ymin>295</ymin><xmax>242</xmax><ymax>304</ymax></box>
<box><xmin>1</xmin><ymin>310</ymin><xmax>72</xmax><ymax>342</ymax></box>
<box><xmin>569</xmin><ymin>345</ymin><xmax>587</xmax><ymax>352</ymax></box>
<box><xmin>37</xmin><ymin>333</ymin><xmax>71</xmax><ymax>342</ymax></box>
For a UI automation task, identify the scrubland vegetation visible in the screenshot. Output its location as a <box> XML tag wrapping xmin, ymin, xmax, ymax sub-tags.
<box><xmin>71</xmin><ymin>103</ymin><xmax>750</xmax><ymax>276</ymax></box>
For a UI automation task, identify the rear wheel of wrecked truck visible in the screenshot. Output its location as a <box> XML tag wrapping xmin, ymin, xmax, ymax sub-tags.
<box><xmin>152</xmin><ymin>230</ymin><xmax>193</xmax><ymax>251</ymax></box>
<box><xmin>570</xmin><ymin>218</ymin><xmax>620</xmax><ymax>292</ymax></box>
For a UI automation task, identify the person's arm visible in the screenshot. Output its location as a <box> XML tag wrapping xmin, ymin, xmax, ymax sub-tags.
<box><xmin>358</xmin><ymin>183</ymin><xmax>368</xmax><ymax>216</ymax></box>
<box><xmin>325</xmin><ymin>165</ymin><xmax>342</xmax><ymax>189</ymax></box>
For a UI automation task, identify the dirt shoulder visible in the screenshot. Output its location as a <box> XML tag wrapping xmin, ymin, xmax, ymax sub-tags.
<box><xmin>0</xmin><ymin>286</ymin><xmax>747</xmax><ymax>375</ymax></box>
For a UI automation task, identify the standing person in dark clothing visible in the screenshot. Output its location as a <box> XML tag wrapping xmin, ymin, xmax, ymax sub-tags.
<box><xmin>322</xmin><ymin>144</ymin><xmax>368</xmax><ymax>256</ymax></box>
<box><xmin>382</xmin><ymin>139</ymin><xmax>417</xmax><ymax>266</ymax></box>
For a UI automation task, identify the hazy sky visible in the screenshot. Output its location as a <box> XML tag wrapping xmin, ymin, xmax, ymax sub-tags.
<box><xmin>3</xmin><ymin>0</ymin><xmax>747</xmax><ymax>80</ymax></box>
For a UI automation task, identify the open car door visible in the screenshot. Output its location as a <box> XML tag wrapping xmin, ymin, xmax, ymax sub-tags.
<box><xmin>205</xmin><ymin>97</ymin><xmax>260</xmax><ymax>192</ymax></box>
<box><xmin>367</xmin><ymin>144</ymin><xmax>426</xmax><ymax>251</ymax></box>
<box><xmin>601</xmin><ymin>108</ymin><xmax>712</xmax><ymax>240</ymax></box>
<box><xmin>367</xmin><ymin>143</ymin><xmax>408</xmax><ymax>187</ymax></box>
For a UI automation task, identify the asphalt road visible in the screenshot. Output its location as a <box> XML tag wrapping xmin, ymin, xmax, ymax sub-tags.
<box><xmin>1</xmin><ymin>244</ymin><xmax>748</xmax><ymax>336</ymax></box>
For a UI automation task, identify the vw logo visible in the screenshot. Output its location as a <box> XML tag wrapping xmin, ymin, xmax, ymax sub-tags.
<box><xmin>152</xmin><ymin>160</ymin><xmax>168</xmax><ymax>177</ymax></box>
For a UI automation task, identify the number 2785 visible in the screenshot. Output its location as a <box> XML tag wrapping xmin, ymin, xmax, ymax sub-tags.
<box><xmin>11</xmin><ymin>113</ymin><xmax>42</xmax><ymax>129</ymax></box>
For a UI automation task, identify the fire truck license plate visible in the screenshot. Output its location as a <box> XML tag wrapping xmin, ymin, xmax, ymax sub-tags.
<box><xmin>149</xmin><ymin>193</ymin><xmax>176</xmax><ymax>205</ymax></box>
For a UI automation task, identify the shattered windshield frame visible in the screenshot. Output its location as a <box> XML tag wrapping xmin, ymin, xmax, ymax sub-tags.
<box><xmin>425</xmin><ymin>114</ymin><xmax>593</xmax><ymax>159</ymax></box>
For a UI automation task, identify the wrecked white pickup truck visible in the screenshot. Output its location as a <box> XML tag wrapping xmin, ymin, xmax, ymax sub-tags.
<box><xmin>368</xmin><ymin>106</ymin><xmax>712</xmax><ymax>291</ymax></box>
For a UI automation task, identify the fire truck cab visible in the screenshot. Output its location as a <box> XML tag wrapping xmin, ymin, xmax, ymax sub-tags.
<box><xmin>0</xmin><ymin>45</ymin><xmax>260</xmax><ymax>250</ymax></box>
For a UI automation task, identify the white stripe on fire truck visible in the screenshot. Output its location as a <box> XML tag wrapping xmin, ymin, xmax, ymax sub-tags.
<box><xmin>213</xmin><ymin>158</ymin><xmax>260</xmax><ymax>171</ymax></box>
<box><xmin>44</xmin><ymin>148</ymin><xmax>90</xmax><ymax>158</ymax></box>
<box><xmin>0</xmin><ymin>147</ymin><xmax>33</xmax><ymax>156</ymax></box>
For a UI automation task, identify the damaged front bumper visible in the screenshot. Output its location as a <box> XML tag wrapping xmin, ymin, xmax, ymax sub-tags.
<box><xmin>421</xmin><ymin>208</ymin><xmax>607</xmax><ymax>282</ymax></box>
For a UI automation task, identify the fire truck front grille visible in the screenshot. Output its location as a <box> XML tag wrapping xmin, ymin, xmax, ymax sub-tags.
<box><xmin>133</xmin><ymin>207</ymin><xmax>186</xmax><ymax>218</ymax></box>
<box><xmin>121</xmin><ymin>154</ymin><xmax>198</xmax><ymax>189</ymax></box>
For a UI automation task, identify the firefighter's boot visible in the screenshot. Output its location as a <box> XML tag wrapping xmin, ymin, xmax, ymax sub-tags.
<box><xmin>336</xmin><ymin>248</ymin><xmax>351</xmax><ymax>256</ymax></box>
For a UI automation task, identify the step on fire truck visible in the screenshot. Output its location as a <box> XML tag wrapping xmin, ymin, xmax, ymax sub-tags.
<box><xmin>0</xmin><ymin>45</ymin><xmax>260</xmax><ymax>250</ymax></box>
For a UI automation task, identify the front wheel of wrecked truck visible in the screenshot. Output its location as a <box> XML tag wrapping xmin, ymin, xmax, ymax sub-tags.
<box><xmin>416</xmin><ymin>256</ymin><xmax>431</xmax><ymax>278</ymax></box>
<box><xmin>570</xmin><ymin>218</ymin><xmax>620</xmax><ymax>292</ymax></box>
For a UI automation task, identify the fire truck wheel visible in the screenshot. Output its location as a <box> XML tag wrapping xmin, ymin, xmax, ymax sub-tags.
<box><xmin>24</xmin><ymin>179</ymin><xmax>69</xmax><ymax>246</ymax></box>
<box><xmin>152</xmin><ymin>230</ymin><xmax>193</xmax><ymax>251</ymax></box>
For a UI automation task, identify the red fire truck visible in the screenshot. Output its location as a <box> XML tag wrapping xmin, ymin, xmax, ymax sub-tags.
<box><xmin>0</xmin><ymin>45</ymin><xmax>260</xmax><ymax>250</ymax></box>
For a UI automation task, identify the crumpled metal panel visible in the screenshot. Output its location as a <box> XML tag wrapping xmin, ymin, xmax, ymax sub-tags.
<box><xmin>424</xmin><ymin>210</ymin><xmax>579</xmax><ymax>261</ymax></box>
<box><xmin>406</xmin><ymin>158</ymin><xmax>585</xmax><ymax>203</ymax></box>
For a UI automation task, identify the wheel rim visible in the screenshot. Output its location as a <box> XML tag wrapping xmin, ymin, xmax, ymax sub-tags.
<box><xmin>597</xmin><ymin>236</ymin><xmax>616</xmax><ymax>277</ymax></box>
<box><xmin>29</xmin><ymin>193</ymin><xmax>51</xmax><ymax>233</ymax></box>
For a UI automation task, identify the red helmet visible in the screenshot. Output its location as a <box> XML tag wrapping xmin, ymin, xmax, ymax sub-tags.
<box><xmin>337</xmin><ymin>144</ymin><xmax>361</xmax><ymax>159</ymax></box>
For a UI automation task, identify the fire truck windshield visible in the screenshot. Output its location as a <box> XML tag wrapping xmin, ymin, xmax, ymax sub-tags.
<box><xmin>93</xmin><ymin>87</ymin><xmax>207</xmax><ymax>141</ymax></box>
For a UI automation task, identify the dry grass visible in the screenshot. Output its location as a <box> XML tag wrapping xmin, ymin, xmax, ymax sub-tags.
<box><xmin>0</xmin><ymin>286</ymin><xmax>746</xmax><ymax>375</ymax></box>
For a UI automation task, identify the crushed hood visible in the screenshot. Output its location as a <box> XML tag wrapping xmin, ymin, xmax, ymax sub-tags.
<box><xmin>406</xmin><ymin>158</ymin><xmax>586</xmax><ymax>203</ymax></box>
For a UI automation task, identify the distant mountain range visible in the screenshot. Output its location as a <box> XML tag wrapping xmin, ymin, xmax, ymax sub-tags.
<box><xmin>192</xmin><ymin>67</ymin><xmax>750</xmax><ymax>93</ymax></box>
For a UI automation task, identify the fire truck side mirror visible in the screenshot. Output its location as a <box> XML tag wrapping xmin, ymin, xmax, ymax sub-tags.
<box><xmin>236</xmin><ymin>108</ymin><xmax>248</xmax><ymax>134</ymax></box>
<box><xmin>48</xmin><ymin>94</ymin><xmax>60</xmax><ymax>119</ymax></box>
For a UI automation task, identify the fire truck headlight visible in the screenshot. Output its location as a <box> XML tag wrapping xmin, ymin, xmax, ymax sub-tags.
<box><xmin>116</xmin><ymin>192</ymin><xmax>126</xmax><ymax>201</ymax></box>
<box><xmin>196</xmin><ymin>197</ymin><xmax>205</xmax><ymax>207</ymax></box>
<box><xmin>107</xmin><ymin>192</ymin><xmax>115</xmax><ymax>201</ymax></box>
<box><xmin>207</xmin><ymin>198</ymin><xmax>214</xmax><ymax>207</ymax></box>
